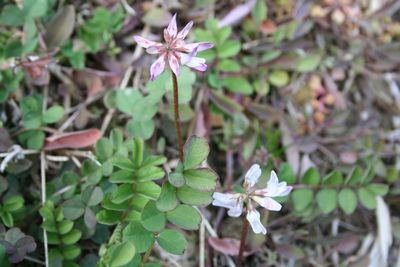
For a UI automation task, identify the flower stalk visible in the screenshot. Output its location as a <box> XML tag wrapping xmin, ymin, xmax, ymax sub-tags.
<box><xmin>171</xmin><ymin>72</ymin><xmax>184</xmax><ymax>161</ymax></box>
<box><xmin>237</xmin><ymin>216</ymin><xmax>249</xmax><ymax>267</ymax></box>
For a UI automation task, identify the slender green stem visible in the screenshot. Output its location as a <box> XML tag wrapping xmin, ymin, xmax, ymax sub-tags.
<box><xmin>237</xmin><ymin>216</ymin><xmax>249</xmax><ymax>267</ymax></box>
<box><xmin>141</xmin><ymin>237</ymin><xmax>156</xmax><ymax>266</ymax></box>
<box><xmin>171</xmin><ymin>72</ymin><xmax>184</xmax><ymax>161</ymax></box>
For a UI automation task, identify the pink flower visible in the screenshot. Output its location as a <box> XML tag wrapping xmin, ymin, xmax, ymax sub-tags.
<box><xmin>212</xmin><ymin>164</ymin><xmax>292</xmax><ymax>235</ymax></box>
<box><xmin>134</xmin><ymin>14</ymin><xmax>213</xmax><ymax>80</ymax></box>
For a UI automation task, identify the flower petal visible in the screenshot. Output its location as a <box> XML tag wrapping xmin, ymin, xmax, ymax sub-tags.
<box><xmin>246</xmin><ymin>209</ymin><xmax>267</xmax><ymax>235</ymax></box>
<box><xmin>168</xmin><ymin>54</ymin><xmax>180</xmax><ymax>76</ymax></box>
<box><xmin>183</xmin><ymin>42</ymin><xmax>214</xmax><ymax>52</ymax></box>
<box><xmin>177</xmin><ymin>21</ymin><xmax>193</xmax><ymax>39</ymax></box>
<box><xmin>150</xmin><ymin>55</ymin><xmax>166</xmax><ymax>81</ymax></box>
<box><xmin>185</xmin><ymin>57</ymin><xmax>207</xmax><ymax>71</ymax></box>
<box><xmin>166</xmin><ymin>13</ymin><xmax>178</xmax><ymax>38</ymax></box>
<box><xmin>134</xmin><ymin>35</ymin><xmax>159</xmax><ymax>49</ymax></box>
<box><xmin>146</xmin><ymin>45</ymin><xmax>164</xmax><ymax>54</ymax></box>
<box><xmin>245</xmin><ymin>164</ymin><xmax>262</xmax><ymax>188</ymax></box>
<box><xmin>267</xmin><ymin>171</ymin><xmax>292</xmax><ymax>197</ymax></box>
<box><xmin>212</xmin><ymin>192</ymin><xmax>243</xmax><ymax>217</ymax></box>
<box><xmin>252</xmin><ymin>196</ymin><xmax>282</xmax><ymax>211</ymax></box>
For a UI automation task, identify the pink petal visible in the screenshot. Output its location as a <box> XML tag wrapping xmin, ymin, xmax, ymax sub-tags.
<box><xmin>177</xmin><ymin>21</ymin><xmax>193</xmax><ymax>39</ymax></box>
<box><xmin>150</xmin><ymin>55</ymin><xmax>166</xmax><ymax>81</ymax></box>
<box><xmin>252</xmin><ymin>196</ymin><xmax>282</xmax><ymax>211</ymax></box>
<box><xmin>246</xmin><ymin>210</ymin><xmax>267</xmax><ymax>235</ymax></box>
<box><xmin>218</xmin><ymin>0</ymin><xmax>257</xmax><ymax>28</ymax></box>
<box><xmin>166</xmin><ymin>13</ymin><xmax>178</xmax><ymax>38</ymax></box>
<box><xmin>183</xmin><ymin>42</ymin><xmax>214</xmax><ymax>52</ymax></box>
<box><xmin>134</xmin><ymin>35</ymin><xmax>159</xmax><ymax>49</ymax></box>
<box><xmin>182</xmin><ymin>55</ymin><xmax>207</xmax><ymax>71</ymax></box>
<box><xmin>168</xmin><ymin>54</ymin><xmax>180</xmax><ymax>76</ymax></box>
<box><xmin>146</xmin><ymin>44</ymin><xmax>164</xmax><ymax>54</ymax></box>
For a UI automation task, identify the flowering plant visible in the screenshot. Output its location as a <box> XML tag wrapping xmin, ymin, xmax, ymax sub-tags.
<box><xmin>212</xmin><ymin>164</ymin><xmax>292</xmax><ymax>234</ymax></box>
<box><xmin>134</xmin><ymin>14</ymin><xmax>213</xmax><ymax>80</ymax></box>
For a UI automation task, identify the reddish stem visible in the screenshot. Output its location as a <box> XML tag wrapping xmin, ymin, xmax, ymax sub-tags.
<box><xmin>171</xmin><ymin>72</ymin><xmax>184</xmax><ymax>161</ymax></box>
<box><xmin>237</xmin><ymin>216</ymin><xmax>249</xmax><ymax>267</ymax></box>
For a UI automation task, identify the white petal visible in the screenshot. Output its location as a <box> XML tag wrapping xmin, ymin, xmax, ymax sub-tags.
<box><xmin>212</xmin><ymin>192</ymin><xmax>243</xmax><ymax>217</ymax></box>
<box><xmin>182</xmin><ymin>55</ymin><xmax>207</xmax><ymax>71</ymax></box>
<box><xmin>252</xmin><ymin>196</ymin><xmax>282</xmax><ymax>211</ymax></box>
<box><xmin>177</xmin><ymin>21</ymin><xmax>193</xmax><ymax>39</ymax></box>
<box><xmin>134</xmin><ymin>35</ymin><xmax>160</xmax><ymax>49</ymax></box>
<box><xmin>245</xmin><ymin>164</ymin><xmax>262</xmax><ymax>188</ymax></box>
<box><xmin>150</xmin><ymin>55</ymin><xmax>166</xmax><ymax>81</ymax></box>
<box><xmin>264</xmin><ymin>170</ymin><xmax>292</xmax><ymax>197</ymax></box>
<box><xmin>246</xmin><ymin>210</ymin><xmax>267</xmax><ymax>235</ymax></box>
<box><xmin>166</xmin><ymin>13</ymin><xmax>177</xmax><ymax>37</ymax></box>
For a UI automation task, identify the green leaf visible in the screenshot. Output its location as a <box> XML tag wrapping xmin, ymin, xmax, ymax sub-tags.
<box><xmin>123</xmin><ymin>221</ymin><xmax>154</xmax><ymax>253</ymax></box>
<box><xmin>268</xmin><ymin>70</ymin><xmax>289</xmax><ymax>87</ymax></box>
<box><xmin>112</xmin><ymin>157</ymin><xmax>136</xmax><ymax>171</ymax></box>
<box><xmin>96</xmin><ymin>138</ymin><xmax>113</xmax><ymax>162</ymax></box>
<box><xmin>357</xmin><ymin>187</ymin><xmax>377</xmax><ymax>210</ymax></box>
<box><xmin>183</xmin><ymin>168</ymin><xmax>218</xmax><ymax>191</ymax></box>
<box><xmin>295</xmin><ymin>54</ymin><xmax>322</xmax><ymax>72</ymax></box>
<box><xmin>127</xmin><ymin>119</ymin><xmax>155</xmax><ymax>140</ymax></box>
<box><xmin>168</xmin><ymin>171</ymin><xmax>186</xmax><ymax>188</ymax></box>
<box><xmin>109</xmin><ymin>241</ymin><xmax>136</xmax><ymax>267</ymax></box>
<box><xmin>81</xmin><ymin>186</ymin><xmax>104</xmax><ymax>207</ymax></box>
<box><xmin>61</xmin><ymin>229</ymin><xmax>82</xmax><ymax>245</ymax></box>
<box><xmin>0</xmin><ymin>212</ymin><xmax>13</xmax><ymax>227</ymax></box>
<box><xmin>62</xmin><ymin>198</ymin><xmax>85</xmax><ymax>220</ymax></box>
<box><xmin>322</xmin><ymin>171</ymin><xmax>343</xmax><ymax>185</ymax></box>
<box><xmin>132</xmin><ymin>138</ymin><xmax>144</xmax><ymax>167</ymax></box>
<box><xmin>137</xmin><ymin>166</ymin><xmax>165</xmax><ymax>182</ymax></box>
<box><xmin>136</xmin><ymin>182</ymin><xmax>161</xmax><ymax>200</ymax></box>
<box><xmin>27</xmin><ymin>130</ymin><xmax>45</xmax><ymax>150</ymax></box>
<box><xmin>62</xmin><ymin>245</ymin><xmax>81</xmax><ymax>260</ymax></box>
<box><xmin>292</xmin><ymin>189</ymin><xmax>313</xmax><ymax>211</ymax></box>
<box><xmin>24</xmin><ymin>0</ymin><xmax>48</xmax><ymax>18</ymax></box>
<box><xmin>345</xmin><ymin>166</ymin><xmax>363</xmax><ymax>185</ymax></box>
<box><xmin>222</xmin><ymin>77</ymin><xmax>253</xmax><ymax>95</ymax></box>
<box><xmin>218</xmin><ymin>59</ymin><xmax>241</xmax><ymax>72</ymax></box>
<box><xmin>217</xmin><ymin>40</ymin><xmax>241</xmax><ymax>58</ymax></box>
<box><xmin>365</xmin><ymin>184</ymin><xmax>389</xmax><ymax>196</ymax></box>
<box><xmin>166</xmin><ymin>204</ymin><xmax>201</xmax><ymax>230</ymax></box>
<box><xmin>58</xmin><ymin>220</ymin><xmax>74</xmax><ymax>235</ymax></box>
<box><xmin>141</xmin><ymin>201</ymin><xmax>166</xmax><ymax>232</ymax></box>
<box><xmin>42</xmin><ymin>105</ymin><xmax>64</xmax><ymax>124</ymax></box>
<box><xmin>3</xmin><ymin>196</ymin><xmax>24</xmax><ymax>212</ymax></box>
<box><xmin>1</xmin><ymin>5</ymin><xmax>25</xmax><ymax>26</ymax></box>
<box><xmin>157</xmin><ymin>229</ymin><xmax>187</xmax><ymax>255</ymax></box>
<box><xmin>110</xmin><ymin>170</ymin><xmax>134</xmax><ymax>183</ymax></box>
<box><xmin>252</xmin><ymin>0</ymin><xmax>267</xmax><ymax>25</ymax></box>
<box><xmin>278</xmin><ymin>163</ymin><xmax>296</xmax><ymax>184</ymax></box>
<box><xmin>316</xmin><ymin>189</ymin><xmax>337</xmax><ymax>213</ymax></box>
<box><xmin>112</xmin><ymin>184</ymin><xmax>134</xmax><ymax>204</ymax></box>
<box><xmin>338</xmin><ymin>188</ymin><xmax>357</xmax><ymax>214</ymax></box>
<box><xmin>302</xmin><ymin>168</ymin><xmax>320</xmax><ymax>185</ymax></box>
<box><xmin>156</xmin><ymin>182</ymin><xmax>178</xmax><ymax>212</ymax></box>
<box><xmin>96</xmin><ymin>210</ymin><xmax>121</xmax><ymax>225</ymax></box>
<box><xmin>177</xmin><ymin>186</ymin><xmax>213</xmax><ymax>206</ymax></box>
<box><xmin>183</xmin><ymin>136</ymin><xmax>210</xmax><ymax>170</ymax></box>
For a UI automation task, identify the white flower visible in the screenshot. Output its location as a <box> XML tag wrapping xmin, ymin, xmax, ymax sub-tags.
<box><xmin>212</xmin><ymin>192</ymin><xmax>243</xmax><ymax>217</ymax></box>
<box><xmin>212</xmin><ymin>165</ymin><xmax>292</xmax><ymax>235</ymax></box>
<box><xmin>246</xmin><ymin>209</ymin><xmax>266</xmax><ymax>235</ymax></box>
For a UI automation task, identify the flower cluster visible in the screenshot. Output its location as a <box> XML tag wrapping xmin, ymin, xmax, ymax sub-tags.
<box><xmin>212</xmin><ymin>164</ymin><xmax>292</xmax><ymax>234</ymax></box>
<box><xmin>134</xmin><ymin>14</ymin><xmax>213</xmax><ymax>80</ymax></box>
